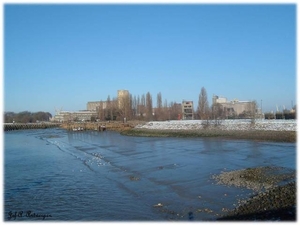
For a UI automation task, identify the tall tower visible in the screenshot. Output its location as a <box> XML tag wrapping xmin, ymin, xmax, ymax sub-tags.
<box><xmin>117</xmin><ymin>90</ymin><xmax>129</xmax><ymax>109</ymax></box>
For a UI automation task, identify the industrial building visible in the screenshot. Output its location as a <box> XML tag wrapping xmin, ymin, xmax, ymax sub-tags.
<box><xmin>212</xmin><ymin>95</ymin><xmax>258</xmax><ymax>118</ymax></box>
<box><xmin>87</xmin><ymin>101</ymin><xmax>107</xmax><ymax>111</ymax></box>
<box><xmin>54</xmin><ymin>90</ymin><xmax>130</xmax><ymax>122</ymax></box>
<box><xmin>182</xmin><ymin>100</ymin><xmax>194</xmax><ymax>120</ymax></box>
<box><xmin>52</xmin><ymin>110</ymin><xmax>98</xmax><ymax>122</ymax></box>
<box><xmin>88</xmin><ymin>89</ymin><xmax>129</xmax><ymax>112</ymax></box>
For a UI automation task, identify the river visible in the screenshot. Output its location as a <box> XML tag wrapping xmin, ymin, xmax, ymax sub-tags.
<box><xmin>4</xmin><ymin>128</ymin><xmax>296</xmax><ymax>221</ymax></box>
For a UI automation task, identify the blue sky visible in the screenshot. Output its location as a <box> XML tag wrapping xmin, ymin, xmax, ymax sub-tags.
<box><xmin>4</xmin><ymin>4</ymin><xmax>296</xmax><ymax>116</ymax></box>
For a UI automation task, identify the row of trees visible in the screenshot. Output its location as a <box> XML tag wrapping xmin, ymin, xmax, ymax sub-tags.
<box><xmin>96</xmin><ymin>92</ymin><xmax>183</xmax><ymax>121</ymax></box>
<box><xmin>96</xmin><ymin>87</ymin><xmax>258</xmax><ymax>122</ymax></box>
<box><xmin>4</xmin><ymin>111</ymin><xmax>52</xmax><ymax>123</ymax></box>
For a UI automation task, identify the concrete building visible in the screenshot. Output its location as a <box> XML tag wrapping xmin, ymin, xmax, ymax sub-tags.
<box><xmin>72</xmin><ymin>110</ymin><xmax>98</xmax><ymax>121</ymax></box>
<box><xmin>182</xmin><ymin>100</ymin><xmax>194</xmax><ymax>120</ymax></box>
<box><xmin>53</xmin><ymin>110</ymin><xmax>98</xmax><ymax>122</ymax></box>
<box><xmin>212</xmin><ymin>95</ymin><xmax>257</xmax><ymax>118</ymax></box>
<box><xmin>87</xmin><ymin>101</ymin><xmax>107</xmax><ymax>111</ymax></box>
<box><xmin>212</xmin><ymin>95</ymin><xmax>227</xmax><ymax>104</ymax></box>
<box><xmin>117</xmin><ymin>90</ymin><xmax>130</xmax><ymax>109</ymax></box>
<box><xmin>53</xmin><ymin>111</ymin><xmax>72</xmax><ymax>122</ymax></box>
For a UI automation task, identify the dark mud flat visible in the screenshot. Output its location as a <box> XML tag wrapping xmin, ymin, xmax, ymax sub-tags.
<box><xmin>218</xmin><ymin>182</ymin><xmax>296</xmax><ymax>221</ymax></box>
<box><xmin>213</xmin><ymin>166</ymin><xmax>296</xmax><ymax>221</ymax></box>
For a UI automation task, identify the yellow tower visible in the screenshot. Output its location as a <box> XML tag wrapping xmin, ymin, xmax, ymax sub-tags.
<box><xmin>117</xmin><ymin>90</ymin><xmax>129</xmax><ymax>109</ymax></box>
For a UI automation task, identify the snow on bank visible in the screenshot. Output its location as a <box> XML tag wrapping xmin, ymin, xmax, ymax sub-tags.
<box><xmin>135</xmin><ymin>119</ymin><xmax>297</xmax><ymax>131</ymax></box>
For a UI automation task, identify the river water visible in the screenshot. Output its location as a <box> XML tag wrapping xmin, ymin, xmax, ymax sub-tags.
<box><xmin>4</xmin><ymin>128</ymin><xmax>296</xmax><ymax>221</ymax></box>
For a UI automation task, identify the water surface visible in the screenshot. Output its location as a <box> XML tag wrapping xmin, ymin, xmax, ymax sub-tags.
<box><xmin>4</xmin><ymin>129</ymin><xmax>296</xmax><ymax>221</ymax></box>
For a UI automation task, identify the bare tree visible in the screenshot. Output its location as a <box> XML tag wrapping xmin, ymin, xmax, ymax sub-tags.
<box><xmin>139</xmin><ymin>94</ymin><xmax>146</xmax><ymax>119</ymax></box>
<box><xmin>157</xmin><ymin>92</ymin><xmax>162</xmax><ymax>108</ymax></box>
<box><xmin>111</xmin><ymin>97</ymin><xmax>118</xmax><ymax>120</ymax></box>
<box><xmin>106</xmin><ymin>95</ymin><xmax>112</xmax><ymax>120</ymax></box>
<box><xmin>118</xmin><ymin>93</ymin><xmax>130</xmax><ymax>121</ymax></box>
<box><xmin>169</xmin><ymin>101</ymin><xmax>181</xmax><ymax>120</ymax></box>
<box><xmin>146</xmin><ymin>92</ymin><xmax>153</xmax><ymax>121</ymax></box>
<box><xmin>129</xmin><ymin>94</ymin><xmax>134</xmax><ymax>120</ymax></box>
<box><xmin>132</xmin><ymin>95</ymin><xmax>137</xmax><ymax>119</ymax></box>
<box><xmin>197</xmin><ymin>87</ymin><xmax>210</xmax><ymax>120</ymax></box>
<box><xmin>98</xmin><ymin>101</ymin><xmax>105</xmax><ymax>121</ymax></box>
<box><xmin>141</xmin><ymin>94</ymin><xmax>146</xmax><ymax>107</ymax></box>
<box><xmin>136</xmin><ymin>95</ymin><xmax>140</xmax><ymax>116</ymax></box>
<box><xmin>212</xmin><ymin>103</ymin><xmax>224</xmax><ymax>120</ymax></box>
<box><xmin>163</xmin><ymin>99</ymin><xmax>169</xmax><ymax>120</ymax></box>
<box><xmin>155</xmin><ymin>92</ymin><xmax>163</xmax><ymax>120</ymax></box>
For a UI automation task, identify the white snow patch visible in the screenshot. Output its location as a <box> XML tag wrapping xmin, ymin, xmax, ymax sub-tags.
<box><xmin>135</xmin><ymin>119</ymin><xmax>297</xmax><ymax>131</ymax></box>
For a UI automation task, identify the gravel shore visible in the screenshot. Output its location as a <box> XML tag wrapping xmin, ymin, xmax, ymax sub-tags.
<box><xmin>212</xmin><ymin>166</ymin><xmax>296</xmax><ymax>221</ymax></box>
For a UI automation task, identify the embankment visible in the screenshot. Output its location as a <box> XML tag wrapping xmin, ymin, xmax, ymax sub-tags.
<box><xmin>4</xmin><ymin>123</ymin><xmax>61</xmax><ymax>131</ymax></box>
<box><xmin>58</xmin><ymin>119</ymin><xmax>296</xmax><ymax>142</ymax></box>
<box><xmin>121</xmin><ymin>128</ymin><xmax>296</xmax><ymax>142</ymax></box>
<box><xmin>121</xmin><ymin>119</ymin><xmax>296</xmax><ymax>142</ymax></box>
<box><xmin>60</xmin><ymin>121</ymin><xmax>145</xmax><ymax>132</ymax></box>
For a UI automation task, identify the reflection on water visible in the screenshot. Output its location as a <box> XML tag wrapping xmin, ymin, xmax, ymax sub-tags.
<box><xmin>4</xmin><ymin>129</ymin><xmax>295</xmax><ymax>221</ymax></box>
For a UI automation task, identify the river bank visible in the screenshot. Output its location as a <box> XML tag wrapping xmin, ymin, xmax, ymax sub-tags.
<box><xmin>121</xmin><ymin>128</ymin><xmax>296</xmax><ymax>142</ymax></box>
<box><xmin>135</xmin><ymin>119</ymin><xmax>296</xmax><ymax>131</ymax></box>
<box><xmin>59</xmin><ymin>121</ymin><xmax>142</xmax><ymax>132</ymax></box>
<box><xmin>218</xmin><ymin>181</ymin><xmax>296</xmax><ymax>221</ymax></box>
<box><xmin>120</xmin><ymin>119</ymin><xmax>296</xmax><ymax>142</ymax></box>
<box><xmin>58</xmin><ymin>119</ymin><xmax>296</xmax><ymax>142</ymax></box>
<box><xmin>212</xmin><ymin>166</ymin><xmax>296</xmax><ymax>221</ymax></box>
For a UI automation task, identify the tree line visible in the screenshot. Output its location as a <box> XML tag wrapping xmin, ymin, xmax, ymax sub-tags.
<box><xmin>4</xmin><ymin>111</ymin><xmax>52</xmax><ymax>123</ymax></box>
<box><xmin>95</xmin><ymin>92</ymin><xmax>182</xmax><ymax>121</ymax></box>
<box><xmin>96</xmin><ymin>87</ymin><xmax>259</xmax><ymax>122</ymax></box>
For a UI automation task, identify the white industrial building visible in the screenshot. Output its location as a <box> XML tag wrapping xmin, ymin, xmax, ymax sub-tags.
<box><xmin>212</xmin><ymin>95</ymin><xmax>261</xmax><ymax>118</ymax></box>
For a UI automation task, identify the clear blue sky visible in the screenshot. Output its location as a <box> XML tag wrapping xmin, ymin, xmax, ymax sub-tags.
<box><xmin>4</xmin><ymin>4</ymin><xmax>296</xmax><ymax>116</ymax></box>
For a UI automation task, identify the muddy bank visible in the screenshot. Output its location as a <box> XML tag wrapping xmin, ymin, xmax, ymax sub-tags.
<box><xmin>121</xmin><ymin>128</ymin><xmax>296</xmax><ymax>142</ymax></box>
<box><xmin>212</xmin><ymin>166</ymin><xmax>295</xmax><ymax>192</ymax></box>
<box><xmin>212</xmin><ymin>166</ymin><xmax>296</xmax><ymax>221</ymax></box>
<box><xmin>218</xmin><ymin>182</ymin><xmax>296</xmax><ymax>221</ymax></box>
<box><xmin>60</xmin><ymin>121</ymin><xmax>145</xmax><ymax>132</ymax></box>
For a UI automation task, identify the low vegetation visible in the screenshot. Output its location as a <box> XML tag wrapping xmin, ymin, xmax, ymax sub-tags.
<box><xmin>121</xmin><ymin>128</ymin><xmax>296</xmax><ymax>143</ymax></box>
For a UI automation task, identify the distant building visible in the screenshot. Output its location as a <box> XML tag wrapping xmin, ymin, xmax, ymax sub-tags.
<box><xmin>212</xmin><ymin>95</ymin><xmax>259</xmax><ymax>118</ymax></box>
<box><xmin>72</xmin><ymin>110</ymin><xmax>98</xmax><ymax>121</ymax></box>
<box><xmin>53</xmin><ymin>111</ymin><xmax>72</xmax><ymax>122</ymax></box>
<box><xmin>52</xmin><ymin>110</ymin><xmax>97</xmax><ymax>122</ymax></box>
<box><xmin>87</xmin><ymin>101</ymin><xmax>107</xmax><ymax>111</ymax></box>
<box><xmin>212</xmin><ymin>95</ymin><xmax>227</xmax><ymax>104</ymax></box>
<box><xmin>117</xmin><ymin>90</ymin><xmax>130</xmax><ymax>109</ymax></box>
<box><xmin>182</xmin><ymin>100</ymin><xmax>194</xmax><ymax>120</ymax></box>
